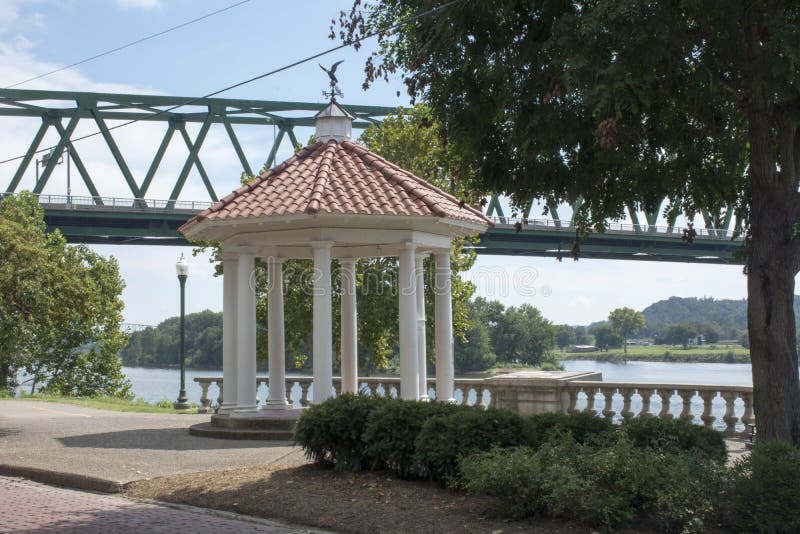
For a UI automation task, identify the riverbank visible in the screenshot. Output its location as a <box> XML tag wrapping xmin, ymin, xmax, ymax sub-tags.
<box><xmin>562</xmin><ymin>345</ymin><xmax>750</xmax><ymax>364</ymax></box>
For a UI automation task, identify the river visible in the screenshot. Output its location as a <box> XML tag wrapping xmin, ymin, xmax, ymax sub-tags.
<box><xmin>122</xmin><ymin>360</ymin><xmax>757</xmax><ymax>407</ymax></box>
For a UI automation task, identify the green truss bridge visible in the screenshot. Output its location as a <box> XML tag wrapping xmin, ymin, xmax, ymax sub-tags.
<box><xmin>1</xmin><ymin>89</ymin><xmax>744</xmax><ymax>264</ymax></box>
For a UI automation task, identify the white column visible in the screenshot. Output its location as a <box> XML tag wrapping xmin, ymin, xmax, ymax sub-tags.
<box><xmin>218</xmin><ymin>254</ymin><xmax>239</xmax><ymax>415</ymax></box>
<box><xmin>416</xmin><ymin>254</ymin><xmax>429</xmax><ymax>400</ymax></box>
<box><xmin>312</xmin><ymin>242</ymin><xmax>333</xmax><ymax>403</ymax></box>
<box><xmin>233</xmin><ymin>253</ymin><xmax>258</xmax><ymax>415</ymax></box>
<box><xmin>340</xmin><ymin>258</ymin><xmax>358</xmax><ymax>394</ymax></box>
<box><xmin>434</xmin><ymin>251</ymin><xmax>455</xmax><ymax>402</ymax></box>
<box><xmin>265</xmin><ymin>257</ymin><xmax>288</xmax><ymax>409</ymax></box>
<box><xmin>398</xmin><ymin>244</ymin><xmax>419</xmax><ymax>400</ymax></box>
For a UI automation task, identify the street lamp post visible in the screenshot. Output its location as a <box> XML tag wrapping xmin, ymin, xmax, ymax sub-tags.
<box><xmin>174</xmin><ymin>254</ymin><xmax>191</xmax><ymax>410</ymax></box>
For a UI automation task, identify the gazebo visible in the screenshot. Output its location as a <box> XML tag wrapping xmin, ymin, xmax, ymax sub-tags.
<box><xmin>179</xmin><ymin>99</ymin><xmax>492</xmax><ymax>428</ymax></box>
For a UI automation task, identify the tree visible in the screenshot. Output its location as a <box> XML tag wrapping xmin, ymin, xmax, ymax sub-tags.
<box><xmin>0</xmin><ymin>192</ymin><xmax>130</xmax><ymax>397</ymax></box>
<box><xmin>555</xmin><ymin>325</ymin><xmax>577</xmax><ymax>352</ymax></box>
<box><xmin>592</xmin><ymin>325</ymin><xmax>624</xmax><ymax>352</ymax></box>
<box><xmin>454</xmin><ymin>299</ymin><xmax>497</xmax><ymax>373</ymax></box>
<box><xmin>337</xmin><ymin>1</ymin><xmax>800</xmax><ymax>443</ymax></box>
<box><xmin>662</xmin><ymin>324</ymin><xmax>700</xmax><ymax>350</ymax></box>
<box><xmin>493</xmin><ymin>304</ymin><xmax>555</xmax><ymax>365</ymax></box>
<box><xmin>573</xmin><ymin>326</ymin><xmax>590</xmax><ymax>346</ymax></box>
<box><xmin>608</xmin><ymin>307</ymin><xmax>646</xmax><ymax>354</ymax></box>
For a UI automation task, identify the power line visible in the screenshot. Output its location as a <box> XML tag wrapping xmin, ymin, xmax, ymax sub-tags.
<box><xmin>0</xmin><ymin>0</ymin><xmax>465</xmax><ymax>167</ymax></box>
<box><xmin>4</xmin><ymin>0</ymin><xmax>250</xmax><ymax>89</ymax></box>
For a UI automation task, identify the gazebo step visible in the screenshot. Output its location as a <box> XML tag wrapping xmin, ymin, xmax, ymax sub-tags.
<box><xmin>208</xmin><ymin>409</ymin><xmax>304</xmax><ymax>431</ymax></box>
<box><xmin>189</xmin><ymin>422</ymin><xmax>295</xmax><ymax>441</ymax></box>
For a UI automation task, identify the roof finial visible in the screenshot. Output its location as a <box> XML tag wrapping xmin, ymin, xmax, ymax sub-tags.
<box><xmin>320</xmin><ymin>60</ymin><xmax>344</xmax><ymax>101</ymax></box>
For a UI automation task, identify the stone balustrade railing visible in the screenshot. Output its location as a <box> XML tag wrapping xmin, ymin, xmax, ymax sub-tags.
<box><xmin>565</xmin><ymin>381</ymin><xmax>754</xmax><ymax>436</ymax></box>
<box><xmin>194</xmin><ymin>372</ymin><xmax>754</xmax><ymax>437</ymax></box>
<box><xmin>193</xmin><ymin>376</ymin><xmax>494</xmax><ymax>414</ymax></box>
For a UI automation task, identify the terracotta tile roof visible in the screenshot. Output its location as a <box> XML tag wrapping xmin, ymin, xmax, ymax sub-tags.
<box><xmin>179</xmin><ymin>140</ymin><xmax>492</xmax><ymax>233</ymax></box>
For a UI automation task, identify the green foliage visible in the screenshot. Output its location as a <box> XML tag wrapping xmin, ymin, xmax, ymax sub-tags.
<box><xmin>721</xmin><ymin>441</ymin><xmax>800</xmax><ymax>533</ymax></box>
<box><xmin>454</xmin><ymin>298</ymin><xmax>496</xmax><ymax>372</ymax></box>
<box><xmin>527</xmin><ymin>412</ymin><xmax>614</xmax><ymax>449</ymax></box>
<box><xmin>121</xmin><ymin>310</ymin><xmax>222</xmax><ymax>368</ymax></box>
<box><xmin>492</xmin><ymin>304</ymin><xmax>555</xmax><ymax>365</ymax></box>
<box><xmin>0</xmin><ymin>192</ymin><xmax>130</xmax><ymax>398</ymax></box>
<box><xmin>293</xmin><ymin>393</ymin><xmax>390</xmax><ymax>470</ymax></box>
<box><xmin>362</xmin><ymin>399</ymin><xmax>461</xmax><ymax>478</ymax></box>
<box><xmin>555</xmin><ymin>324</ymin><xmax>577</xmax><ymax>351</ymax></box>
<box><xmin>460</xmin><ymin>435</ymin><xmax>723</xmax><ymax>532</ymax></box>
<box><xmin>413</xmin><ymin>407</ymin><xmax>530</xmax><ymax>484</ymax></box>
<box><xmin>608</xmin><ymin>307</ymin><xmax>646</xmax><ymax>353</ymax></box>
<box><xmin>358</xmin><ymin>103</ymin><xmax>486</xmax><ymax>201</ymax></box>
<box><xmin>621</xmin><ymin>417</ymin><xmax>728</xmax><ymax>464</ymax></box>
<box><xmin>660</xmin><ymin>323</ymin><xmax>700</xmax><ymax>349</ymax></box>
<box><xmin>336</xmin><ymin>0</ymin><xmax>800</xmax><ymax>443</ymax></box>
<box><xmin>11</xmin><ymin>394</ymin><xmax>190</xmax><ymax>413</ymax></box>
<box><xmin>591</xmin><ymin>324</ymin><xmax>624</xmax><ymax>351</ymax></box>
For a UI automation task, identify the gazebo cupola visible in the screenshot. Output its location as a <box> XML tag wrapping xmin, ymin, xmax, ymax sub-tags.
<box><xmin>314</xmin><ymin>100</ymin><xmax>355</xmax><ymax>142</ymax></box>
<box><xmin>179</xmin><ymin>94</ymin><xmax>492</xmax><ymax>421</ymax></box>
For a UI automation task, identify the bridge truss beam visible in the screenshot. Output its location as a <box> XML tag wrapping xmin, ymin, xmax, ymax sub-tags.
<box><xmin>1</xmin><ymin>88</ymin><xmax>397</xmax><ymax>202</ymax></box>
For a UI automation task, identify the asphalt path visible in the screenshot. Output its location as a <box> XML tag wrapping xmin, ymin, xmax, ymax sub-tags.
<box><xmin>0</xmin><ymin>400</ymin><xmax>307</xmax><ymax>490</ymax></box>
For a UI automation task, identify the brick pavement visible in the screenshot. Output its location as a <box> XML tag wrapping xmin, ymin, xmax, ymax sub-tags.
<box><xmin>0</xmin><ymin>476</ymin><xmax>327</xmax><ymax>533</ymax></box>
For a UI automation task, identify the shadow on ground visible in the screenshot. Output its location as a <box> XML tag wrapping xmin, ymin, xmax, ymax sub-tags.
<box><xmin>57</xmin><ymin>428</ymin><xmax>291</xmax><ymax>451</ymax></box>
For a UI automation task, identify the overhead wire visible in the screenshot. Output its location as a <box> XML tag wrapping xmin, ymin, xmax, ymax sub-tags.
<box><xmin>4</xmin><ymin>0</ymin><xmax>251</xmax><ymax>89</ymax></box>
<box><xmin>0</xmin><ymin>0</ymin><xmax>467</xmax><ymax>166</ymax></box>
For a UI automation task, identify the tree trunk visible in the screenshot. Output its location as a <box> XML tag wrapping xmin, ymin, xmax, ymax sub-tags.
<box><xmin>747</xmin><ymin>255</ymin><xmax>800</xmax><ymax>444</ymax></box>
<box><xmin>746</xmin><ymin>101</ymin><xmax>800</xmax><ymax>444</ymax></box>
<box><xmin>0</xmin><ymin>362</ymin><xmax>10</xmax><ymax>392</ymax></box>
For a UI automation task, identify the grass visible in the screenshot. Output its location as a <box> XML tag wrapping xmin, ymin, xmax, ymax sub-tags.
<box><xmin>560</xmin><ymin>344</ymin><xmax>750</xmax><ymax>363</ymax></box>
<box><xmin>4</xmin><ymin>393</ymin><xmax>198</xmax><ymax>413</ymax></box>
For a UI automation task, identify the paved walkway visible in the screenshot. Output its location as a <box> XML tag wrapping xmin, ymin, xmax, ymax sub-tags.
<box><xmin>0</xmin><ymin>475</ymin><xmax>328</xmax><ymax>533</ymax></box>
<box><xmin>0</xmin><ymin>400</ymin><xmax>307</xmax><ymax>491</ymax></box>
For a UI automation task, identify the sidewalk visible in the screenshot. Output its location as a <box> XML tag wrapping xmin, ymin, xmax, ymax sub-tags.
<box><xmin>0</xmin><ymin>475</ymin><xmax>331</xmax><ymax>533</ymax></box>
<box><xmin>0</xmin><ymin>400</ymin><xmax>307</xmax><ymax>491</ymax></box>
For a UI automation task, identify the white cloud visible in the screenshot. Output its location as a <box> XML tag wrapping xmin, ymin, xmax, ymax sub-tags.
<box><xmin>116</xmin><ymin>0</ymin><xmax>161</xmax><ymax>10</ymax></box>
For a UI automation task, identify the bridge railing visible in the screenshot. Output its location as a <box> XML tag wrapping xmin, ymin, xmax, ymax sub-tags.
<box><xmin>3</xmin><ymin>190</ymin><xmax>742</xmax><ymax>241</ymax></box>
<box><xmin>193</xmin><ymin>375</ymin><xmax>752</xmax><ymax>436</ymax></box>
<box><xmin>2</xmin><ymin>192</ymin><xmax>213</xmax><ymax>213</ymax></box>
<box><xmin>490</xmin><ymin>216</ymin><xmax>741</xmax><ymax>240</ymax></box>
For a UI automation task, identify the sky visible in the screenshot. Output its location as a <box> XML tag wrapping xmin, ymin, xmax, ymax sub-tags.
<box><xmin>0</xmin><ymin>0</ymin><xmax>750</xmax><ymax>327</ymax></box>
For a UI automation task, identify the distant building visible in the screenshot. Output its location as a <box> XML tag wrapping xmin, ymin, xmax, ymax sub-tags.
<box><xmin>570</xmin><ymin>345</ymin><xmax>599</xmax><ymax>353</ymax></box>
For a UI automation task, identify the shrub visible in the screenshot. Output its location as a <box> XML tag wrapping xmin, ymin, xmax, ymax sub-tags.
<box><xmin>526</xmin><ymin>412</ymin><xmax>614</xmax><ymax>448</ymax></box>
<box><xmin>721</xmin><ymin>440</ymin><xmax>800</xmax><ymax>533</ymax></box>
<box><xmin>460</xmin><ymin>440</ymin><xmax>585</xmax><ymax>519</ymax></box>
<box><xmin>621</xmin><ymin>417</ymin><xmax>727</xmax><ymax>463</ymax></box>
<box><xmin>414</xmin><ymin>407</ymin><xmax>530</xmax><ymax>484</ymax></box>
<box><xmin>460</xmin><ymin>434</ymin><xmax>723</xmax><ymax>532</ymax></box>
<box><xmin>362</xmin><ymin>399</ymin><xmax>463</xmax><ymax>477</ymax></box>
<box><xmin>294</xmin><ymin>393</ymin><xmax>388</xmax><ymax>470</ymax></box>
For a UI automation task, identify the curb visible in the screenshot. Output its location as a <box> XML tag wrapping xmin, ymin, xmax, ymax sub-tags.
<box><xmin>0</xmin><ymin>464</ymin><xmax>127</xmax><ymax>494</ymax></box>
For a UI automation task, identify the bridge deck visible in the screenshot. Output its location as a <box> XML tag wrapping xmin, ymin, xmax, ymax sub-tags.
<box><xmin>15</xmin><ymin>194</ymin><xmax>744</xmax><ymax>264</ymax></box>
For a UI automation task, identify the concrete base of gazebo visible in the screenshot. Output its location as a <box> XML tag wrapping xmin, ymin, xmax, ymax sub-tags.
<box><xmin>189</xmin><ymin>408</ymin><xmax>304</xmax><ymax>440</ymax></box>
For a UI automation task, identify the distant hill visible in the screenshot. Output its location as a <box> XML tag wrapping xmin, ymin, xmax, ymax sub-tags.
<box><xmin>585</xmin><ymin>296</ymin><xmax>800</xmax><ymax>340</ymax></box>
<box><xmin>640</xmin><ymin>296</ymin><xmax>800</xmax><ymax>339</ymax></box>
